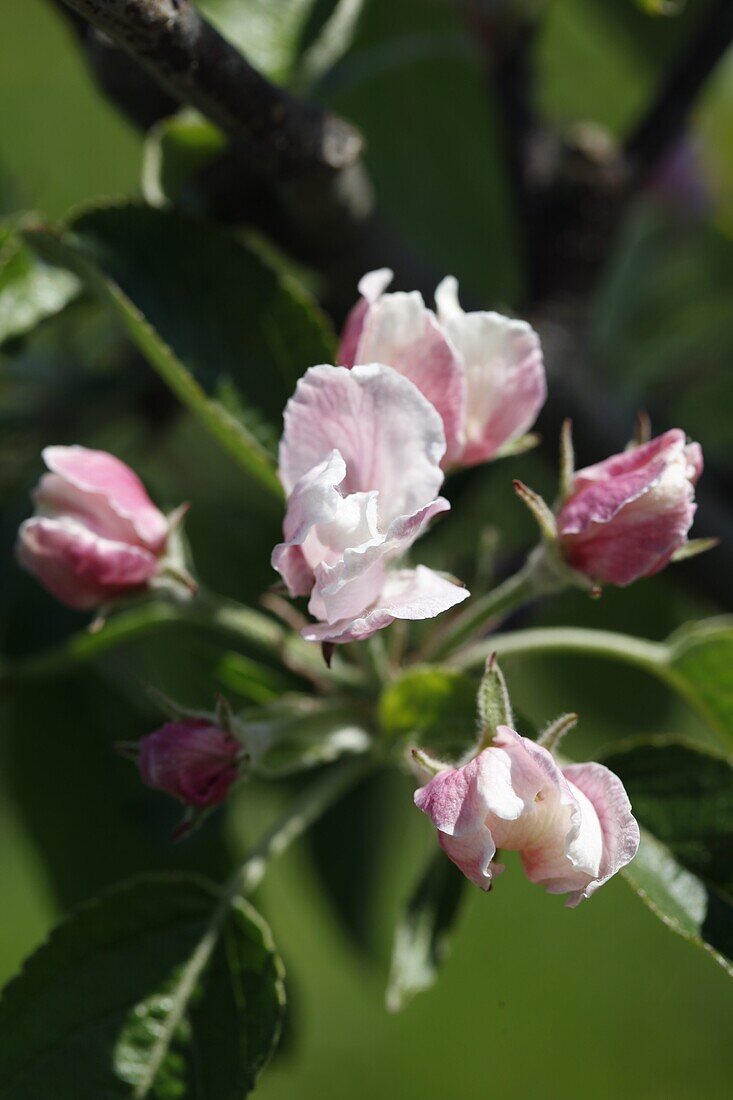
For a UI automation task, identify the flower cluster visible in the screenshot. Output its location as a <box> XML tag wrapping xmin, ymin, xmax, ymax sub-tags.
<box><xmin>15</xmin><ymin>268</ymin><xmax>710</xmax><ymax>906</ymax></box>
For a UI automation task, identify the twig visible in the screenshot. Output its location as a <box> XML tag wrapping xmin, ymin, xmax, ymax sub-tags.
<box><xmin>56</xmin><ymin>0</ymin><xmax>363</xmax><ymax>179</ymax></box>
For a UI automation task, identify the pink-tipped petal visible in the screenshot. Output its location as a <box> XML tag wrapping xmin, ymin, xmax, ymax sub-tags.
<box><xmin>42</xmin><ymin>445</ymin><xmax>168</xmax><ymax>551</ymax></box>
<box><xmin>337</xmin><ymin>268</ymin><xmax>394</xmax><ymax>367</ymax></box>
<box><xmin>279</xmin><ymin>364</ymin><xmax>446</xmax><ymax>526</ymax></box>
<box><xmin>435</xmin><ymin>278</ymin><xmax>546</xmax><ymax>465</ymax></box>
<box><xmin>17</xmin><ymin>516</ymin><xmax>159</xmax><ymax>611</ymax></box>
<box><xmin>354</xmin><ymin>292</ymin><xmax>467</xmax><ymax>465</ymax></box>
<box><xmin>562</xmin><ymin>762</ymin><xmax>641</xmax><ymax>907</ymax></box>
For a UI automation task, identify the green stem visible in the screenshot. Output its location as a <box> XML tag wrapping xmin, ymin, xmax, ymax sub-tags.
<box><xmin>448</xmin><ymin>625</ymin><xmax>670</xmax><ymax>675</ymax></box>
<box><xmin>5</xmin><ymin>590</ymin><xmax>363</xmax><ymax>690</ymax></box>
<box><xmin>425</xmin><ymin>548</ymin><xmax>564</xmax><ymax>661</ymax></box>
<box><xmin>134</xmin><ymin>754</ymin><xmax>371</xmax><ymax>1098</ymax></box>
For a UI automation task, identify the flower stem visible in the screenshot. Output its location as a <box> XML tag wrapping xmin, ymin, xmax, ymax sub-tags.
<box><xmin>447</xmin><ymin>626</ymin><xmax>669</xmax><ymax>675</ymax></box>
<box><xmin>425</xmin><ymin>547</ymin><xmax>565</xmax><ymax>661</ymax></box>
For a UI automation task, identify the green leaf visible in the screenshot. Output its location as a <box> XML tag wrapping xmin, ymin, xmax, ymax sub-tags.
<box><xmin>379</xmin><ymin>665</ymin><xmax>478</xmax><ymax>762</ymax></box>
<box><xmin>295</xmin><ymin>0</ymin><xmax>367</xmax><ymax>91</ymax></box>
<box><xmin>142</xmin><ymin>110</ymin><xmax>227</xmax><ymax>211</ymax></box>
<box><xmin>0</xmin><ymin>874</ymin><xmax>285</xmax><ymax>1098</ymax></box>
<box><xmin>666</xmin><ymin>619</ymin><xmax>733</xmax><ymax>747</ymax></box>
<box><xmin>603</xmin><ymin>738</ymin><xmax>733</xmax><ymax>977</ymax></box>
<box><xmin>0</xmin><ymin>231</ymin><xmax>79</xmax><ymax>346</ymax></box>
<box><xmin>386</xmin><ymin>850</ymin><xmax>466</xmax><ymax>1013</ymax></box>
<box><xmin>248</xmin><ymin>701</ymin><xmax>371</xmax><ymax>778</ymax></box>
<box><xmin>199</xmin><ymin>0</ymin><xmax>319</xmax><ymax>83</ymax></box>
<box><xmin>23</xmin><ymin>205</ymin><xmax>335</xmax><ymax>498</ymax></box>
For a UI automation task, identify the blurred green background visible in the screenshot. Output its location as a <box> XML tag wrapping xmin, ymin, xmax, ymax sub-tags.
<box><xmin>1</xmin><ymin>1</ymin><xmax>732</xmax><ymax>1097</ymax></box>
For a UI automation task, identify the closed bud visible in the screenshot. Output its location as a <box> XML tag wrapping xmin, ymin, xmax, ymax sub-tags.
<box><xmin>136</xmin><ymin>719</ymin><xmax>242</xmax><ymax>809</ymax></box>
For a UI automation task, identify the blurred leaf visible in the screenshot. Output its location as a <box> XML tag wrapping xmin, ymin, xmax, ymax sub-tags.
<box><xmin>379</xmin><ymin>665</ymin><xmax>478</xmax><ymax>762</ymax></box>
<box><xmin>0</xmin><ymin>874</ymin><xmax>285</xmax><ymax>1097</ymax></box>
<box><xmin>23</xmin><ymin>204</ymin><xmax>336</xmax><ymax>496</ymax></box>
<box><xmin>0</xmin><ymin>232</ymin><xmax>79</xmax><ymax>346</ymax></box>
<box><xmin>603</xmin><ymin>738</ymin><xmax>733</xmax><ymax>976</ymax></box>
<box><xmin>3</xmin><ymin>670</ymin><xmax>229</xmax><ymax>910</ymax></box>
<box><xmin>307</xmin><ymin>766</ymin><xmax>396</xmax><ymax>950</ymax></box>
<box><xmin>635</xmin><ymin>0</ymin><xmax>686</xmax><ymax>14</ymax></box>
<box><xmin>295</xmin><ymin>0</ymin><xmax>366</xmax><ymax>91</ymax></box>
<box><xmin>323</xmin><ymin>0</ymin><xmax>521</xmax><ymax>303</ymax></box>
<box><xmin>386</xmin><ymin>850</ymin><xmax>466</xmax><ymax>1013</ymax></box>
<box><xmin>141</xmin><ymin>110</ymin><xmax>227</xmax><ymax>210</ymax></box>
<box><xmin>248</xmin><ymin>701</ymin><xmax>371</xmax><ymax>778</ymax></box>
<box><xmin>199</xmin><ymin>0</ymin><xmax>319</xmax><ymax>83</ymax></box>
<box><xmin>666</xmin><ymin>618</ymin><xmax>733</xmax><ymax>746</ymax></box>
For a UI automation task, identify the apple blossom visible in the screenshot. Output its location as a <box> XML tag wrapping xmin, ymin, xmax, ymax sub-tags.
<box><xmin>16</xmin><ymin>445</ymin><xmax>181</xmax><ymax>610</ymax></box>
<box><xmin>338</xmin><ymin>269</ymin><xmax>546</xmax><ymax>468</ymax></box>
<box><xmin>556</xmin><ymin>429</ymin><xmax>703</xmax><ymax>587</ymax></box>
<box><xmin>272</xmin><ymin>363</ymin><xmax>469</xmax><ymax>644</ymax></box>
<box><xmin>136</xmin><ymin>719</ymin><xmax>242</xmax><ymax>809</ymax></box>
<box><xmin>415</xmin><ymin>726</ymin><xmax>639</xmax><ymax>906</ymax></box>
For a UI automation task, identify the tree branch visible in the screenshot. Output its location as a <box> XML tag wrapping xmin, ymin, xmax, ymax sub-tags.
<box><xmin>625</xmin><ymin>0</ymin><xmax>733</xmax><ymax>186</ymax></box>
<box><xmin>56</xmin><ymin>0</ymin><xmax>363</xmax><ymax>179</ymax></box>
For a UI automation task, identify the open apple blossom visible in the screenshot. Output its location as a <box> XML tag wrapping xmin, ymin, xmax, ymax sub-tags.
<box><xmin>16</xmin><ymin>445</ymin><xmax>185</xmax><ymax>610</ymax></box>
<box><xmin>339</xmin><ymin>269</ymin><xmax>546</xmax><ymax>468</ymax></box>
<box><xmin>272</xmin><ymin>362</ymin><xmax>469</xmax><ymax>643</ymax></box>
<box><xmin>414</xmin><ymin>725</ymin><xmax>640</xmax><ymax>905</ymax></box>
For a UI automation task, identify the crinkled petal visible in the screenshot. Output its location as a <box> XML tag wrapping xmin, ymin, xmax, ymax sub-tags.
<box><xmin>435</xmin><ymin>277</ymin><xmax>545</xmax><ymax>466</ymax></box>
<box><xmin>562</xmin><ymin>762</ymin><xmax>640</xmax><ymax>907</ymax></box>
<box><xmin>279</xmin><ymin>364</ymin><xmax>446</xmax><ymax>526</ymax></box>
<box><xmin>354</xmin><ymin>291</ymin><xmax>467</xmax><ymax>465</ymax></box>
<box><xmin>17</xmin><ymin>516</ymin><xmax>159</xmax><ymax>611</ymax></box>
<box><xmin>302</xmin><ymin>565</ymin><xmax>468</xmax><ymax>644</ymax></box>
<box><xmin>41</xmin><ymin>445</ymin><xmax>168</xmax><ymax>551</ymax></box>
<box><xmin>311</xmin><ymin>498</ymin><xmax>450</xmax><ymax>624</ymax></box>
<box><xmin>272</xmin><ymin>451</ymin><xmax>346</xmax><ymax>596</ymax></box>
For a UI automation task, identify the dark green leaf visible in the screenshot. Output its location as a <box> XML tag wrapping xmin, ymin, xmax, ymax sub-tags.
<box><xmin>0</xmin><ymin>232</ymin><xmax>79</xmax><ymax>345</ymax></box>
<box><xmin>23</xmin><ymin>205</ymin><xmax>335</xmax><ymax>496</ymax></box>
<box><xmin>0</xmin><ymin>875</ymin><xmax>285</xmax><ymax>1099</ymax></box>
<box><xmin>603</xmin><ymin>738</ymin><xmax>733</xmax><ymax>977</ymax></box>
<box><xmin>386</xmin><ymin>850</ymin><xmax>466</xmax><ymax>1013</ymax></box>
<box><xmin>666</xmin><ymin>619</ymin><xmax>733</xmax><ymax>747</ymax></box>
<box><xmin>379</xmin><ymin>665</ymin><xmax>478</xmax><ymax>762</ymax></box>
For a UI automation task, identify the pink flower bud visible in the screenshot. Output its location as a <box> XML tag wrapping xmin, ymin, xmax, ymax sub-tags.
<box><xmin>415</xmin><ymin>727</ymin><xmax>639</xmax><ymax>906</ymax></box>
<box><xmin>137</xmin><ymin>720</ymin><xmax>241</xmax><ymax>809</ymax></box>
<box><xmin>338</xmin><ymin>270</ymin><xmax>546</xmax><ymax>468</ymax></box>
<box><xmin>556</xmin><ymin>430</ymin><xmax>703</xmax><ymax>587</ymax></box>
<box><xmin>16</xmin><ymin>445</ymin><xmax>173</xmax><ymax>610</ymax></box>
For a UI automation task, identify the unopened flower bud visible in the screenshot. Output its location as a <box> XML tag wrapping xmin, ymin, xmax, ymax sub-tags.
<box><xmin>137</xmin><ymin>719</ymin><xmax>242</xmax><ymax>809</ymax></box>
<box><xmin>17</xmin><ymin>445</ymin><xmax>190</xmax><ymax>610</ymax></box>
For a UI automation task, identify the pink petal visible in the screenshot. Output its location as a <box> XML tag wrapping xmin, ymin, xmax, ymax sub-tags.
<box><xmin>562</xmin><ymin>762</ymin><xmax>640</xmax><ymax>907</ymax></box>
<box><xmin>354</xmin><ymin>292</ymin><xmax>467</xmax><ymax>465</ymax></box>
<box><xmin>17</xmin><ymin>516</ymin><xmax>159</xmax><ymax>610</ymax></box>
<box><xmin>41</xmin><ymin>446</ymin><xmax>168</xmax><ymax>551</ymax></box>
<box><xmin>557</xmin><ymin>430</ymin><xmax>688</xmax><ymax>534</ymax></box>
<box><xmin>435</xmin><ymin>277</ymin><xmax>545</xmax><ymax>465</ymax></box>
<box><xmin>337</xmin><ymin>268</ymin><xmax>393</xmax><ymax>367</ymax></box>
<box><xmin>301</xmin><ymin>565</ymin><xmax>468</xmax><ymax>644</ymax></box>
<box><xmin>279</xmin><ymin>364</ymin><xmax>446</xmax><ymax>526</ymax></box>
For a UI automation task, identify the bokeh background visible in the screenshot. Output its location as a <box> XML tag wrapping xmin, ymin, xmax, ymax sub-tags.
<box><xmin>1</xmin><ymin>1</ymin><xmax>732</xmax><ymax>1097</ymax></box>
